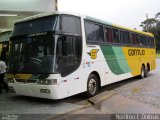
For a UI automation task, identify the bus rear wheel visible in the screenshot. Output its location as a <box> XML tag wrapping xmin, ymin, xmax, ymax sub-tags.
<box><xmin>145</xmin><ymin>65</ymin><xmax>149</xmax><ymax>77</ymax></box>
<box><xmin>86</xmin><ymin>74</ymin><xmax>99</xmax><ymax>97</ymax></box>
<box><xmin>140</xmin><ymin>65</ymin><xmax>145</xmax><ymax>79</ymax></box>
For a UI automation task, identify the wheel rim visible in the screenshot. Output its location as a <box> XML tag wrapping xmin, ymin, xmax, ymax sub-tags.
<box><xmin>88</xmin><ymin>78</ymin><xmax>97</xmax><ymax>95</ymax></box>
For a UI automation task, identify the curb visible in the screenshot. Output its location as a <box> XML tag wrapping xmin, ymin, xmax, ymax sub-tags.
<box><xmin>47</xmin><ymin>90</ymin><xmax>115</xmax><ymax>120</ymax></box>
<box><xmin>88</xmin><ymin>90</ymin><xmax>115</xmax><ymax>105</ymax></box>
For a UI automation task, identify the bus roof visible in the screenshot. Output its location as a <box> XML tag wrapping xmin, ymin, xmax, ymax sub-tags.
<box><xmin>85</xmin><ymin>16</ymin><xmax>154</xmax><ymax>37</ymax></box>
<box><xmin>15</xmin><ymin>11</ymin><xmax>81</xmax><ymax>23</ymax></box>
<box><xmin>15</xmin><ymin>11</ymin><xmax>153</xmax><ymax>37</ymax></box>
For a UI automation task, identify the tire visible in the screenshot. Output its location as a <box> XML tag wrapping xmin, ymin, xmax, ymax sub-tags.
<box><xmin>145</xmin><ymin>66</ymin><xmax>149</xmax><ymax>77</ymax></box>
<box><xmin>86</xmin><ymin>74</ymin><xmax>99</xmax><ymax>97</ymax></box>
<box><xmin>140</xmin><ymin>65</ymin><xmax>145</xmax><ymax>79</ymax></box>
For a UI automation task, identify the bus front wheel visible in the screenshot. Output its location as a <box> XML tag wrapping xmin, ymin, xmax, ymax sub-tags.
<box><xmin>86</xmin><ymin>74</ymin><xmax>99</xmax><ymax>97</ymax></box>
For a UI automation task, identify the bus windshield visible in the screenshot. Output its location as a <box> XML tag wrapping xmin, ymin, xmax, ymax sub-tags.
<box><xmin>9</xmin><ymin>35</ymin><xmax>55</xmax><ymax>74</ymax></box>
<box><xmin>8</xmin><ymin>14</ymin><xmax>82</xmax><ymax>75</ymax></box>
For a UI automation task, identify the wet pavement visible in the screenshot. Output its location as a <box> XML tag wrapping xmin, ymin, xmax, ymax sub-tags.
<box><xmin>0</xmin><ymin>88</ymin><xmax>91</xmax><ymax>120</ymax></box>
<box><xmin>52</xmin><ymin>59</ymin><xmax>160</xmax><ymax>120</ymax></box>
<box><xmin>0</xmin><ymin>59</ymin><xmax>160</xmax><ymax>120</ymax></box>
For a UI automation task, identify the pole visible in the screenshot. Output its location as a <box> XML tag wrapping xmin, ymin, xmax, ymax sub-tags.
<box><xmin>146</xmin><ymin>13</ymin><xmax>149</xmax><ymax>32</ymax></box>
<box><xmin>55</xmin><ymin>0</ymin><xmax>58</xmax><ymax>11</ymax></box>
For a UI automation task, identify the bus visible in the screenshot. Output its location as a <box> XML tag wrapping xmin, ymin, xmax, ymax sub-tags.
<box><xmin>7</xmin><ymin>12</ymin><xmax>156</xmax><ymax>99</ymax></box>
<box><xmin>0</xmin><ymin>30</ymin><xmax>12</xmax><ymax>63</ymax></box>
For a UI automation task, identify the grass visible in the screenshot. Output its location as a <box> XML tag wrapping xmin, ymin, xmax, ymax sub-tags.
<box><xmin>157</xmin><ymin>54</ymin><xmax>160</xmax><ymax>58</ymax></box>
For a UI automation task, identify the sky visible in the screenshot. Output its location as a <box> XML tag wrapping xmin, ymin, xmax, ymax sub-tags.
<box><xmin>58</xmin><ymin>0</ymin><xmax>160</xmax><ymax>30</ymax></box>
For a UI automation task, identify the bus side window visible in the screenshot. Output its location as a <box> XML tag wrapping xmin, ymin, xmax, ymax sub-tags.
<box><xmin>149</xmin><ymin>37</ymin><xmax>153</xmax><ymax>47</ymax></box>
<box><xmin>153</xmin><ymin>38</ymin><xmax>155</xmax><ymax>47</ymax></box>
<box><xmin>131</xmin><ymin>33</ymin><xmax>135</xmax><ymax>45</ymax></box>
<box><xmin>105</xmin><ymin>27</ymin><xmax>113</xmax><ymax>43</ymax></box>
<box><xmin>139</xmin><ymin>35</ymin><xmax>142</xmax><ymax>46</ymax></box>
<box><xmin>95</xmin><ymin>24</ymin><xmax>104</xmax><ymax>42</ymax></box>
<box><xmin>143</xmin><ymin>36</ymin><xmax>146</xmax><ymax>46</ymax></box>
<box><xmin>85</xmin><ymin>21</ymin><xmax>104</xmax><ymax>42</ymax></box>
<box><xmin>120</xmin><ymin>31</ymin><xmax>125</xmax><ymax>44</ymax></box>
<box><xmin>135</xmin><ymin>34</ymin><xmax>139</xmax><ymax>45</ymax></box>
<box><xmin>124</xmin><ymin>31</ymin><xmax>131</xmax><ymax>45</ymax></box>
<box><xmin>139</xmin><ymin>35</ymin><xmax>146</xmax><ymax>46</ymax></box>
<box><xmin>85</xmin><ymin>22</ymin><xmax>95</xmax><ymax>42</ymax></box>
<box><xmin>112</xmin><ymin>28</ymin><xmax>119</xmax><ymax>43</ymax></box>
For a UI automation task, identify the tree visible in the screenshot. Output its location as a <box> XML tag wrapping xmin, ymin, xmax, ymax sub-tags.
<box><xmin>155</xmin><ymin>12</ymin><xmax>160</xmax><ymax>19</ymax></box>
<box><xmin>140</xmin><ymin>12</ymin><xmax>160</xmax><ymax>52</ymax></box>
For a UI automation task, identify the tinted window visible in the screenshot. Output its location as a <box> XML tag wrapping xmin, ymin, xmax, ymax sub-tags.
<box><xmin>120</xmin><ymin>31</ymin><xmax>130</xmax><ymax>44</ymax></box>
<box><xmin>124</xmin><ymin>32</ymin><xmax>131</xmax><ymax>44</ymax></box>
<box><xmin>85</xmin><ymin>22</ymin><xmax>95</xmax><ymax>41</ymax></box>
<box><xmin>147</xmin><ymin>37</ymin><xmax>154</xmax><ymax>47</ymax></box>
<box><xmin>120</xmin><ymin>31</ymin><xmax>125</xmax><ymax>44</ymax></box>
<box><xmin>12</xmin><ymin>15</ymin><xmax>60</xmax><ymax>37</ymax></box>
<box><xmin>62</xmin><ymin>15</ymin><xmax>81</xmax><ymax>36</ymax></box>
<box><xmin>56</xmin><ymin>36</ymin><xmax>82</xmax><ymax>77</ymax></box>
<box><xmin>113</xmin><ymin>28</ymin><xmax>119</xmax><ymax>43</ymax></box>
<box><xmin>105</xmin><ymin>27</ymin><xmax>113</xmax><ymax>42</ymax></box>
<box><xmin>139</xmin><ymin>35</ymin><xmax>146</xmax><ymax>46</ymax></box>
<box><xmin>95</xmin><ymin>24</ymin><xmax>104</xmax><ymax>42</ymax></box>
<box><xmin>151</xmin><ymin>38</ymin><xmax>155</xmax><ymax>47</ymax></box>
<box><xmin>9</xmin><ymin>36</ymin><xmax>55</xmax><ymax>74</ymax></box>
<box><xmin>85</xmin><ymin>21</ymin><xmax>104</xmax><ymax>42</ymax></box>
<box><xmin>132</xmin><ymin>34</ymin><xmax>139</xmax><ymax>45</ymax></box>
<box><xmin>131</xmin><ymin>33</ymin><xmax>136</xmax><ymax>45</ymax></box>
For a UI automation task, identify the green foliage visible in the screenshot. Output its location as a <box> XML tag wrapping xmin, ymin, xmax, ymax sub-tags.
<box><xmin>140</xmin><ymin>12</ymin><xmax>160</xmax><ymax>51</ymax></box>
<box><xmin>157</xmin><ymin>53</ymin><xmax>160</xmax><ymax>58</ymax></box>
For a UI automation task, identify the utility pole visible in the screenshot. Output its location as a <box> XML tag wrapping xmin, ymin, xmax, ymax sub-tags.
<box><xmin>55</xmin><ymin>0</ymin><xmax>58</xmax><ymax>11</ymax></box>
<box><xmin>146</xmin><ymin>13</ymin><xmax>149</xmax><ymax>32</ymax></box>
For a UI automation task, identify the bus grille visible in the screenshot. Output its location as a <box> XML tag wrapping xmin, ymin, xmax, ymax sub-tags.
<box><xmin>15</xmin><ymin>79</ymin><xmax>26</xmax><ymax>83</ymax></box>
<box><xmin>27</xmin><ymin>79</ymin><xmax>37</xmax><ymax>83</ymax></box>
<box><xmin>15</xmin><ymin>79</ymin><xmax>37</xmax><ymax>83</ymax></box>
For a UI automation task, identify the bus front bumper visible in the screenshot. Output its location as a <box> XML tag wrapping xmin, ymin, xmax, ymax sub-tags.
<box><xmin>8</xmin><ymin>83</ymin><xmax>62</xmax><ymax>99</ymax></box>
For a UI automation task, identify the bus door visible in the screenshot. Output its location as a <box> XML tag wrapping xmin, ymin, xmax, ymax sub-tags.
<box><xmin>56</xmin><ymin>35</ymin><xmax>82</xmax><ymax>95</ymax></box>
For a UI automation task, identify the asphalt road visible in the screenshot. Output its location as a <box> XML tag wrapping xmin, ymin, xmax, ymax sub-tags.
<box><xmin>0</xmin><ymin>59</ymin><xmax>160</xmax><ymax>120</ymax></box>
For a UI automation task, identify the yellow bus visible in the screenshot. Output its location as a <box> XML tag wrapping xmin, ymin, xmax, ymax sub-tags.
<box><xmin>0</xmin><ymin>30</ymin><xmax>12</xmax><ymax>63</ymax></box>
<box><xmin>8</xmin><ymin>12</ymin><xmax>156</xmax><ymax>99</ymax></box>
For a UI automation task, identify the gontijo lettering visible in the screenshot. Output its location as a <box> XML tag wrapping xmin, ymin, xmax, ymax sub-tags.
<box><xmin>128</xmin><ymin>49</ymin><xmax>145</xmax><ymax>56</ymax></box>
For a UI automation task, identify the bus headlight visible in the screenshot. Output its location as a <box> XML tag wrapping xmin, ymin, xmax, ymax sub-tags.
<box><xmin>37</xmin><ymin>79</ymin><xmax>57</xmax><ymax>85</ymax></box>
<box><xmin>8</xmin><ymin>78</ymin><xmax>15</xmax><ymax>83</ymax></box>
